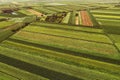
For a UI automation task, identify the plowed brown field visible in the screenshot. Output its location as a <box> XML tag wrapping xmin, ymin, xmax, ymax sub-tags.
<box><xmin>80</xmin><ymin>11</ymin><xmax>93</xmax><ymax>27</ymax></box>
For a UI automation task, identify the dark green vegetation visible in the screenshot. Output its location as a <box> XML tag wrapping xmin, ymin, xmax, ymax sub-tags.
<box><xmin>0</xmin><ymin>1</ymin><xmax>120</xmax><ymax>80</ymax></box>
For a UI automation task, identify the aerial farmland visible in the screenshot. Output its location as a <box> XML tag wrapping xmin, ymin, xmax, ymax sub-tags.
<box><xmin>0</xmin><ymin>0</ymin><xmax>120</xmax><ymax>80</ymax></box>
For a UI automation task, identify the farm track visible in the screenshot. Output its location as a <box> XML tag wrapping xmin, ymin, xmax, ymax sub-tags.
<box><xmin>8</xmin><ymin>38</ymin><xmax>120</xmax><ymax>65</ymax></box>
<box><xmin>81</xmin><ymin>11</ymin><xmax>93</xmax><ymax>27</ymax></box>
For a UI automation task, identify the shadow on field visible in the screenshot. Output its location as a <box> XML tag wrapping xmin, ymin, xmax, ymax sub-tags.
<box><xmin>8</xmin><ymin>38</ymin><xmax>120</xmax><ymax>65</ymax></box>
<box><xmin>0</xmin><ymin>54</ymin><xmax>82</xmax><ymax>80</ymax></box>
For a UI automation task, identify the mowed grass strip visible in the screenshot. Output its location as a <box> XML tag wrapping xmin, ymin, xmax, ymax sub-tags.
<box><xmin>0</xmin><ymin>62</ymin><xmax>49</xmax><ymax>80</ymax></box>
<box><xmin>23</xmin><ymin>25</ymin><xmax>112</xmax><ymax>44</ymax></box>
<box><xmin>31</xmin><ymin>22</ymin><xmax>103</xmax><ymax>33</ymax></box>
<box><xmin>0</xmin><ymin>46</ymin><xmax>119</xmax><ymax>80</ymax></box>
<box><xmin>1</xmin><ymin>40</ymin><xmax>120</xmax><ymax>77</ymax></box>
<box><xmin>11</xmin><ymin>31</ymin><xmax>119</xmax><ymax>58</ymax></box>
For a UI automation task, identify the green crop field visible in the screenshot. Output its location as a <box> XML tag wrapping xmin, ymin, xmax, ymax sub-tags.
<box><xmin>0</xmin><ymin>21</ymin><xmax>16</xmax><ymax>29</ymax></box>
<box><xmin>0</xmin><ymin>0</ymin><xmax>120</xmax><ymax>80</ymax></box>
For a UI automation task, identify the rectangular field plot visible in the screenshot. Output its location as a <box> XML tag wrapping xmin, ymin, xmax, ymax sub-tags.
<box><xmin>80</xmin><ymin>11</ymin><xmax>93</xmax><ymax>27</ymax></box>
<box><xmin>31</xmin><ymin>22</ymin><xmax>103</xmax><ymax>33</ymax></box>
<box><xmin>23</xmin><ymin>25</ymin><xmax>112</xmax><ymax>44</ymax></box>
<box><xmin>10</xmin><ymin>31</ymin><xmax>119</xmax><ymax>59</ymax></box>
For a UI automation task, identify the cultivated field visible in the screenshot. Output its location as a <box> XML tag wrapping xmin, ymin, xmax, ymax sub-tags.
<box><xmin>0</xmin><ymin>1</ymin><xmax>120</xmax><ymax>80</ymax></box>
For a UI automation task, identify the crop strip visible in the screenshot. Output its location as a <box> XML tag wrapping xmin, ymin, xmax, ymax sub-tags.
<box><xmin>80</xmin><ymin>11</ymin><xmax>93</xmax><ymax>27</ymax></box>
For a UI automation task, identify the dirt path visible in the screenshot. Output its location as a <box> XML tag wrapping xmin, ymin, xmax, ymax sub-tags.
<box><xmin>80</xmin><ymin>11</ymin><xmax>93</xmax><ymax>27</ymax></box>
<box><xmin>27</xmin><ymin>9</ymin><xmax>44</xmax><ymax>17</ymax></box>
